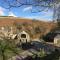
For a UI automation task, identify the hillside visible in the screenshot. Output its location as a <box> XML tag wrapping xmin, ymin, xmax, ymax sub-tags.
<box><xmin>0</xmin><ymin>16</ymin><xmax>56</xmax><ymax>39</ymax></box>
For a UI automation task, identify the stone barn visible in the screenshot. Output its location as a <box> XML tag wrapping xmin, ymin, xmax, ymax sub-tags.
<box><xmin>53</xmin><ymin>29</ymin><xmax>60</xmax><ymax>45</ymax></box>
<box><xmin>54</xmin><ymin>34</ymin><xmax>60</xmax><ymax>45</ymax></box>
<box><xmin>18</xmin><ymin>31</ymin><xmax>30</xmax><ymax>43</ymax></box>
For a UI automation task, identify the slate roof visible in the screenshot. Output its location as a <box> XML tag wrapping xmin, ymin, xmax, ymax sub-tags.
<box><xmin>54</xmin><ymin>34</ymin><xmax>60</xmax><ymax>39</ymax></box>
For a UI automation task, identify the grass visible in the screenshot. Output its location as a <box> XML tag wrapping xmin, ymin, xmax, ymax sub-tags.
<box><xmin>4</xmin><ymin>47</ymin><xmax>24</xmax><ymax>59</ymax></box>
<box><xmin>5</xmin><ymin>49</ymin><xmax>15</xmax><ymax>59</ymax></box>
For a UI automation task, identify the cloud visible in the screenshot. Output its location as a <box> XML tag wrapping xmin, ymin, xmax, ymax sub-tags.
<box><xmin>8</xmin><ymin>12</ymin><xmax>17</xmax><ymax>17</ymax></box>
<box><xmin>23</xmin><ymin>6</ymin><xmax>32</xmax><ymax>12</ymax></box>
<box><xmin>0</xmin><ymin>6</ymin><xmax>5</xmax><ymax>15</ymax></box>
<box><xmin>24</xmin><ymin>10</ymin><xmax>53</xmax><ymax>21</ymax></box>
<box><xmin>42</xmin><ymin>10</ymin><xmax>53</xmax><ymax>17</ymax></box>
<box><xmin>26</xmin><ymin>16</ymin><xmax>52</xmax><ymax>21</ymax></box>
<box><xmin>39</xmin><ymin>11</ymin><xmax>53</xmax><ymax>21</ymax></box>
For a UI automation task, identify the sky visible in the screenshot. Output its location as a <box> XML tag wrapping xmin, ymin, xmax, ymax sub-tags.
<box><xmin>0</xmin><ymin>0</ymin><xmax>54</xmax><ymax>22</ymax></box>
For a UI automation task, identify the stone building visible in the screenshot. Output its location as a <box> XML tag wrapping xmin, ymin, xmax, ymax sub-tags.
<box><xmin>54</xmin><ymin>34</ymin><xmax>60</xmax><ymax>44</ymax></box>
<box><xmin>18</xmin><ymin>31</ymin><xmax>30</xmax><ymax>43</ymax></box>
<box><xmin>53</xmin><ymin>28</ymin><xmax>60</xmax><ymax>45</ymax></box>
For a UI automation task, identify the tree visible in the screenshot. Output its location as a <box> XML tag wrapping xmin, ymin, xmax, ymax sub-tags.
<box><xmin>52</xmin><ymin>1</ymin><xmax>60</xmax><ymax>27</ymax></box>
<box><xmin>0</xmin><ymin>0</ymin><xmax>57</xmax><ymax>12</ymax></box>
<box><xmin>13</xmin><ymin>22</ymin><xmax>22</xmax><ymax>30</ymax></box>
<box><xmin>34</xmin><ymin>26</ymin><xmax>41</xmax><ymax>34</ymax></box>
<box><xmin>0</xmin><ymin>38</ymin><xmax>20</xmax><ymax>60</ymax></box>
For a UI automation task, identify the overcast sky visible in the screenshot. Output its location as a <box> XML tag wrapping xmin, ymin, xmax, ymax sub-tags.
<box><xmin>0</xmin><ymin>0</ymin><xmax>54</xmax><ymax>22</ymax></box>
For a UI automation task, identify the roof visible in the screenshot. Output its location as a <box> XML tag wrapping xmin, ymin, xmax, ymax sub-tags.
<box><xmin>19</xmin><ymin>31</ymin><xmax>29</xmax><ymax>35</ymax></box>
<box><xmin>54</xmin><ymin>34</ymin><xmax>60</xmax><ymax>39</ymax></box>
<box><xmin>21</xmin><ymin>31</ymin><xmax>27</xmax><ymax>34</ymax></box>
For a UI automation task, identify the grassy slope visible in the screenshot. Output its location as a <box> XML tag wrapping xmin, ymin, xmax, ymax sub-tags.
<box><xmin>0</xmin><ymin>16</ymin><xmax>56</xmax><ymax>39</ymax></box>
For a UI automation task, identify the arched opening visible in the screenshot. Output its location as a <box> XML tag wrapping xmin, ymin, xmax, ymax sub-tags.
<box><xmin>21</xmin><ymin>34</ymin><xmax>26</xmax><ymax>38</ymax></box>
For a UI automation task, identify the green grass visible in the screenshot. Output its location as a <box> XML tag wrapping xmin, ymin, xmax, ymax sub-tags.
<box><xmin>4</xmin><ymin>47</ymin><xmax>24</xmax><ymax>59</ymax></box>
<box><xmin>5</xmin><ymin>49</ymin><xmax>15</xmax><ymax>59</ymax></box>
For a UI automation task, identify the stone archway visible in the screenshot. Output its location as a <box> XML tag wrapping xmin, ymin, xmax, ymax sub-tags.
<box><xmin>21</xmin><ymin>34</ymin><xmax>26</xmax><ymax>38</ymax></box>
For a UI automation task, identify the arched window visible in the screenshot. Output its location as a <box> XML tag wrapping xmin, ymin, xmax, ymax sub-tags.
<box><xmin>21</xmin><ymin>34</ymin><xmax>26</xmax><ymax>38</ymax></box>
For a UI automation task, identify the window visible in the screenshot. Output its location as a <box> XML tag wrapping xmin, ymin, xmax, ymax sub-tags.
<box><xmin>21</xmin><ymin>34</ymin><xmax>26</xmax><ymax>38</ymax></box>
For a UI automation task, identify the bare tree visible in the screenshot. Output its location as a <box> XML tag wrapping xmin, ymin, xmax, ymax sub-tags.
<box><xmin>53</xmin><ymin>1</ymin><xmax>60</xmax><ymax>27</ymax></box>
<box><xmin>0</xmin><ymin>0</ymin><xmax>55</xmax><ymax>11</ymax></box>
<box><xmin>0</xmin><ymin>0</ymin><xmax>60</xmax><ymax>24</ymax></box>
